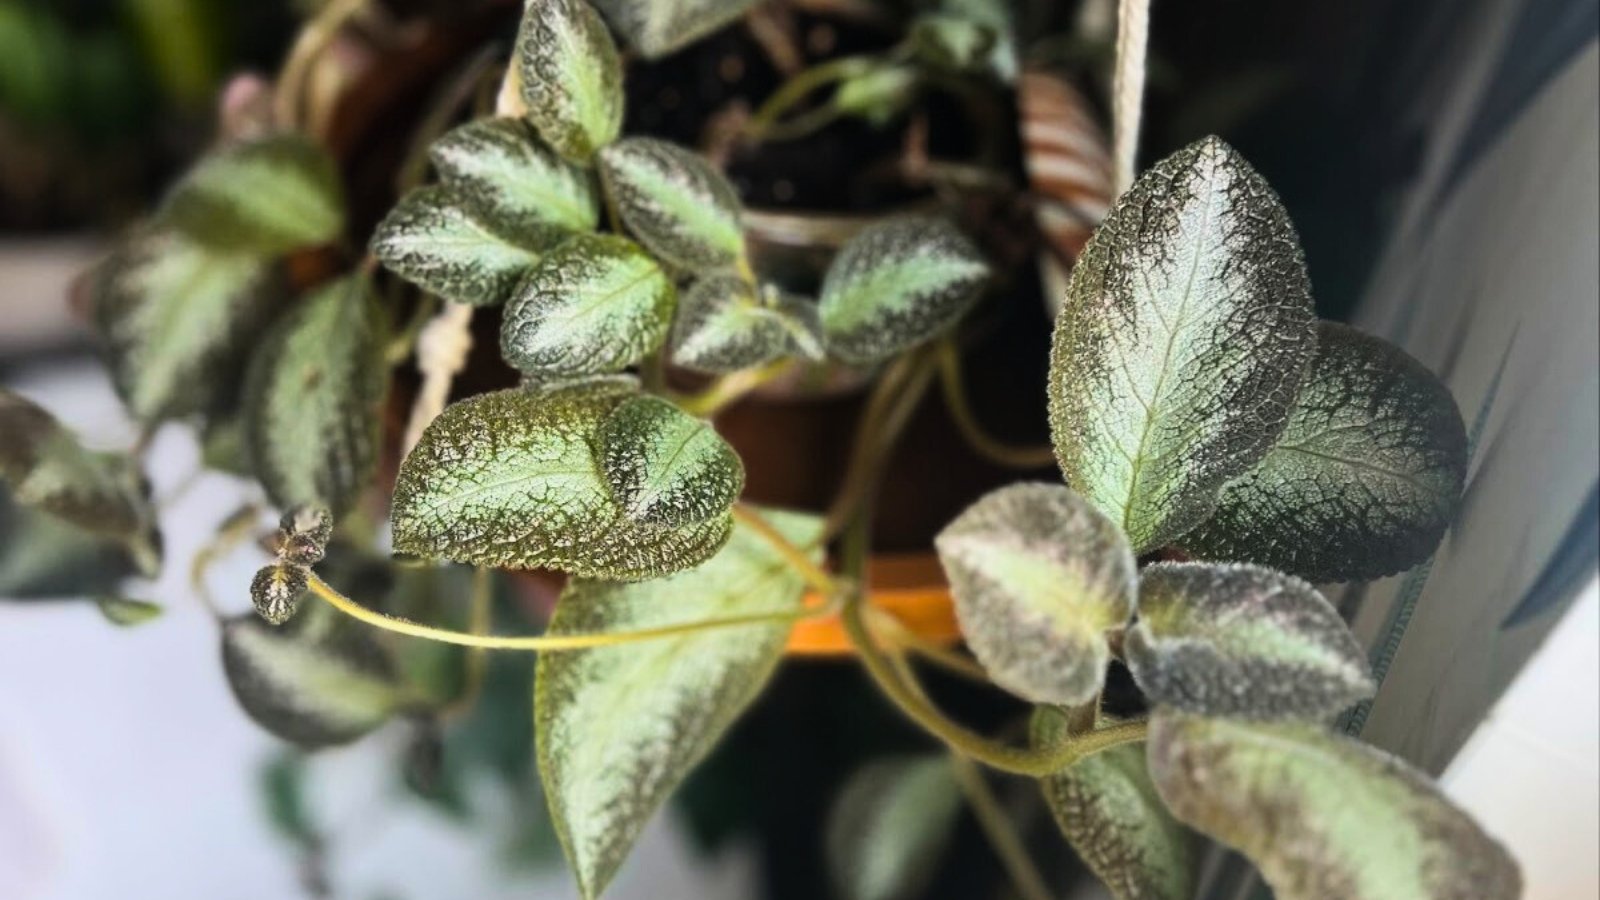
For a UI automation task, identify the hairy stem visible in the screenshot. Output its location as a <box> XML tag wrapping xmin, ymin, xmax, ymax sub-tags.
<box><xmin>274</xmin><ymin>0</ymin><xmax>368</xmax><ymax>131</ymax></box>
<box><xmin>731</xmin><ymin>503</ymin><xmax>840</xmax><ymax>597</ymax></box>
<box><xmin>436</xmin><ymin>566</ymin><xmax>493</xmax><ymax>721</ymax></box>
<box><xmin>1111</xmin><ymin>0</ymin><xmax>1151</xmax><ymax>193</ymax></box>
<box><xmin>746</xmin><ymin>55</ymin><xmax>875</xmax><ymax>141</ymax></box>
<box><xmin>936</xmin><ymin>340</ymin><xmax>1056</xmax><ymax>470</ymax></box>
<box><xmin>676</xmin><ymin>359</ymin><xmax>795</xmax><ymax>418</ymax></box>
<box><xmin>823</xmin><ymin>348</ymin><xmax>938</xmax><ymax>540</ymax></box>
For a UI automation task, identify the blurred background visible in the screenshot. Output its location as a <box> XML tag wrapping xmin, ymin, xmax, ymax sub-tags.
<box><xmin>2</xmin><ymin>1</ymin><xmax>1596</xmax><ymax>898</ymax></box>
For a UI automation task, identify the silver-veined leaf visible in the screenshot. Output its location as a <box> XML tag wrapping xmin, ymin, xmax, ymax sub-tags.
<box><xmin>1183</xmin><ymin>322</ymin><xmax>1468</xmax><ymax>582</ymax></box>
<box><xmin>160</xmin><ymin>132</ymin><xmax>344</xmax><ymax>254</ymax></box>
<box><xmin>94</xmin><ymin>594</ymin><xmax>163</xmax><ymax>627</ymax></box>
<box><xmin>499</xmin><ymin>234</ymin><xmax>675</xmax><ymax>379</ymax></box>
<box><xmin>598</xmin><ymin>394</ymin><xmax>744</xmax><ymax>527</ymax></box>
<box><xmin>825</xmin><ymin>755</ymin><xmax>963</xmax><ymax>900</ymax></box>
<box><xmin>934</xmin><ymin>483</ymin><xmax>1136</xmax><ymax>705</ymax></box>
<box><xmin>670</xmin><ymin>273</ymin><xmax>824</xmax><ymax>373</ymax></box>
<box><xmin>429</xmin><ymin>116</ymin><xmax>599</xmax><ymax>232</ymax></box>
<box><xmin>390</xmin><ymin>383</ymin><xmax>734</xmax><ymax>580</ymax></box>
<box><xmin>1033</xmin><ymin>708</ymin><xmax>1195</xmax><ymax>900</ymax></box>
<box><xmin>1047</xmin><ymin>136</ymin><xmax>1316</xmax><ymax>553</ymax></box>
<box><xmin>243</xmin><ymin>274</ymin><xmax>389</xmax><ymax>517</ymax></box>
<box><xmin>516</xmin><ymin>0</ymin><xmax>624</xmax><ymax>162</ymax></box>
<box><xmin>1147</xmin><ymin>712</ymin><xmax>1521</xmax><ymax>900</ymax></box>
<box><xmin>598</xmin><ymin>137</ymin><xmax>745</xmax><ymax>270</ymax></box>
<box><xmin>590</xmin><ymin>0</ymin><xmax>759</xmax><ymax>59</ymax></box>
<box><xmin>535</xmin><ymin>508</ymin><xmax>821</xmax><ymax>899</ymax></box>
<box><xmin>1127</xmin><ymin>563</ymin><xmax>1373</xmax><ymax>721</ymax></box>
<box><xmin>819</xmin><ymin>215</ymin><xmax>989</xmax><ymax>365</ymax></box>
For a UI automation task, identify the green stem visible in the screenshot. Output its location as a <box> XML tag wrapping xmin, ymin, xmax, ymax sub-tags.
<box><xmin>675</xmin><ymin>359</ymin><xmax>794</xmax><ymax>418</ymax></box>
<box><xmin>950</xmin><ymin>737</ymin><xmax>1057</xmax><ymax>900</ymax></box>
<box><xmin>746</xmin><ymin>55</ymin><xmax>875</xmax><ymax>140</ymax></box>
<box><xmin>823</xmin><ymin>348</ymin><xmax>938</xmax><ymax>540</ymax></box>
<box><xmin>731</xmin><ymin>503</ymin><xmax>839</xmax><ymax>598</ymax></box>
<box><xmin>936</xmin><ymin>340</ymin><xmax>1056</xmax><ymax>470</ymax></box>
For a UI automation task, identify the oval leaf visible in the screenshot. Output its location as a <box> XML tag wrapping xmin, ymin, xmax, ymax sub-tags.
<box><xmin>1033</xmin><ymin>709</ymin><xmax>1196</xmax><ymax>900</ymax></box>
<box><xmin>670</xmin><ymin>274</ymin><xmax>824</xmax><ymax>373</ymax></box>
<box><xmin>825</xmin><ymin>755</ymin><xmax>963</xmax><ymax>900</ymax></box>
<box><xmin>94</xmin><ymin>594</ymin><xmax>163</xmax><ymax>627</ymax></box>
<box><xmin>934</xmin><ymin>483</ymin><xmax>1136</xmax><ymax>705</ymax></box>
<box><xmin>160</xmin><ymin>132</ymin><xmax>344</xmax><ymax>254</ymax></box>
<box><xmin>516</xmin><ymin>0</ymin><xmax>624</xmax><ymax>162</ymax></box>
<box><xmin>1048</xmin><ymin>136</ymin><xmax>1316</xmax><ymax>553</ymax></box>
<box><xmin>370</xmin><ymin>185</ymin><xmax>559</xmax><ymax>307</ymax></box>
<box><xmin>499</xmin><ymin>234</ymin><xmax>676</xmax><ymax>379</ymax></box>
<box><xmin>590</xmin><ymin>0</ymin><xmax>759</xmax><ymax>59</ymax></box>
<box><xmin>819</xmin><ymin>215</ymin><xmax>989</xmax><ymax>365</ymax></box>
<box><xmin>1183</xmin><ymin>322</ymin><xmax>1468</xmax><ymax>582</ymax></box>
<box><xmin>391</xmin><ymin>383</ymin><xmax>734</xmax><ymax>580</ymax></box>
<box><xmin>0</xmin><ymin>494</ymin><xmax>144</xmax><ymax>598</ymax></box>
<box><xmin>598</xmin><ymin>395</ymin><xmax>744</xmax><ymax>528</ymax></box>
<box><xmin>599</xmin><ymin>137</ymin><xmax>746</xmax><ymax>270</ymax></box>
<box><xmin>429</xmin><ymin>117</ymin><xmax>599</xmax><ymax>232</ymax></box>
<box><xmin>1147</xmin><ymin>712</ymin><xmax>1521</xmax><ymax>900</ymax></box>
<box><xmin>536</xmin><ymin>508</ymin><xmax>821</xmax><ymax>899</ymax></box>
<box><xmin>243</xmin><ymin>274</ymin><xmax>389</xmax><ymax>517</ymax></box>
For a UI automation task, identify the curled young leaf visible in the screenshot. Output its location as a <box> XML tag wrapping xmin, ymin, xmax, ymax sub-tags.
<box><xmin>598</xmin><ymin>395</ymin><xmax>744</xmax><ymax>528</ymax></box>
<box><xmin>1033</xmin><ymin>709</ymin><xmax>1196</xmax><ymax>900</ymax></box>
<box><xmin>934</xmin><ymin>483</ymin><xmax>1136</xmax><ymax>705</ymax></box>
<box><xmin>536</xmin><ymin>509</ymin><xmax>822</xmax><ymax>899</ymax></box>
<box><xmin>670</xmin><ymin>274</ymin><xmax>824</xmax><ymax>374</ymax></box>
<box><xmin>910</xmin><ymin>14</ymin><xmax>998</xmax><ymax>74</ymax></box>
<box><xmin>251</xmin><ymin>562</ymin><xmax>309</xmax><ymax>625</ymax></box>
<box><xmin>825</xmin><ymin>755</ymin><xmax>963</xmax><ymax>900</ymax></box>
<box><xmin>598</xmin><ymin>137</ymin><xmax>746</xmax><ymax>270</ymax></box>
<box><xmin>819</xmin><ymin>215</ymin><xmax>989</xmax><ymax>365</ymax></box>
<box><xmin>277</xmin><ymin>504</ymin><xmax>334</xmax><ymax>567</ymax></box>
<box><xmin>243</xmin><ymin>275</ymin><xmax>389</xmax><ymax>517</ymax></box>
<box><xmin>369</xmin><ymin>185</ymin><xmax>558</xmax><ymax>307</ymax></box>
<box><xmin>516</xmin><ymin>0</ymin><xmax>624</xmax><ymax>162</ymax></box>
<box><xmin>429</xmin><ymin>117</ymin><xmax>599</xmax><ymax>233</ymax></box>
<box><xmin>94</xmin><ymin>594</ymin><xmax>164</xmax><ymax>627</ymax></box>
<box><xmin>1128</xmin><ymin>563</ymin><xmax>1372</xmax><ymax>722</ymax></box>
<box><xmin>499</xmin><ymin>234</ymin><xmax>676</xmax><ymax>379</ymax></box>
<box><xmin>1048</xmin><ymin>136</ymin><xmax>1316</xmax><ymax>553</ymax></box>
<box><xmin>589</xmin><ymin>0</ymin><xmax>759</xmax><ymax>59</ymax></box>
<box><xmin>160</xmin><ymin>132</ymin><xmax>344</xmax><ymax>254</ymax></box>
<box><xmin>1183</xmin><ymin>322</ymin><xmax>1469</xmax><ymax>582</ymax></box>
<box><xmin>1147</xmin><ymin>712</ymin><xmax>1522</xmax><ymax>900</ymax></box>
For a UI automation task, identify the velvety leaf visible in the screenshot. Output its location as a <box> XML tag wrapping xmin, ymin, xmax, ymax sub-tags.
<box><xmin>160</xmin><ymin>132</ymin><xmax>344</xmax><ymax>254</ymax></box>
<box><xmin>536</xmin><ymin>508</ymin><xmax>821</xmax><ymax>899</ymax></box>
<box><xmin>670</xmin><ymin>273</ymin><xmax>824</xmax><ymax>373</ymax></box>
<box><xmin>391</xmin><ymin>383</ymin><xmax>733</xmax><ymax>580</ymax></box>
<box><xmin>222</xmin><ymin>604</ymin><xmax>404</xmax><ymax>747</ymax></box>
<box><xmin>94</xmin><ymin>594</ymin><xmax>163</xmax><ymax>627</ymax></box>
<box><xmin>825</xmin><ymin>756</ymin><xmax>963</xmax><ymax>900</ymax></box>
<box><xmin>934</xmin><ymin>483</ymin><xmax>1136</xmax><ymax>705</ymax></box>
<box><xmin>1047</xmin><ymin>136</ymin><xmax>1316</xmax><ymax>553</ymax></box>
<box><xmin>243</xmin><ymin>275</ymin><xmax>389</xmax><ymax>517</ymax></box>
<box><xmin>1183</xmin><ymin>322</ymin><xmax>1468</xmax><ymax>582</ymax></box>
<box><xmin>516</xmin><ymin>0</ymin><xmax>624</xmax><ymax>162</ymax></box>
<box><xmin>819</xmin><ymin>215</ymin><xmax>989</xmax><ymax>364</ymax></box>
<box><xmin>598</xmin><ymin>137</ymin><xmax>745</xmax><ymax>269</ymax></box>
<box><xmin>91</xmin><ymin>226</ymin><xmax>283</xmax><ymax>424</ymax></box>
<box><xmin>429</xmin><ymin>117</ymin><xmax>599</xmax><ymax>232</ymax></box>
<box><xmin>1033</xmin><ymin>709</ymin><xmax>1195</xmax><ymax>900</ymax></box>
<box><xmin>251</xmin><ymin>562</ymin><xmax>309</xmax><ymax>626</ymax></box>
<box><xmin>499</xmin><ymin>234</ymin><xmax>676</xmax><ymax>378</ymax></box>
<box><xmin>0</xmin><ymin>494</ymin><xmax>142</xmax><ymax>598</ymax></box>
<box><xmin>369</xmin><ymin>185</ymin><xmax>560</xmax><ymax>307</ymax></box>
<box><xmin>598</xmin><ymin>395</ymin><xmax>743</xmax><ymax>527</ymax></box>
<box><xmin>277</xmin><ymin>504</ymin><xmax>334</xmax><ymax>567</ymax></box>
<box><xmin>590</xmin><ymin>0</ymin><xmax>759</xmax><ymax>59</ymax></box>
<box><xmin>0</xmin><ymin>389</ymin><xmax>160</xmax><ymax>575</ymax></box>
<box><xmin>1147</xmin><ymin>712</ymin><xmax>1522</xmax><ymax>900</ymax></box>
<box><xmin>1128</xmin><ymin>563</ymin><xmax>1372</xmax><ymax>721</ymax></box>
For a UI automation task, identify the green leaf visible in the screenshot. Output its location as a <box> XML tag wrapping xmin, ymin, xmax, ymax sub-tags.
<box><xmin>1127</xmin><ymin>563</ymin><xmax>1373</xmax><ymax>721</ymax></box>
<box><xmin>1182</xmin><ymin>322</ymin><xmax>1468</xmax><ymax>582</ymax></box>
<box><xmin>535</xmin><ymin>508</ymin><xmax>821</xmax><ymax>899</ymax></box>
<box><xmin>222</xmin><ymin>604</ymin><xmax>404</xmax><ymax>748</ymax></box>
<box><xmin>160</xmin><ymin>132</ymin><xmax>344</xmax><ymax>254</ymax></box>
<box><xmin>430</xmin><ymin>116</ymin><xmax>599</xmax><ymax>233</ymax></box>
<box><xmin>1033</xmin><ymin>709</ymin><xmax>1195</xmax><ymax>900</ymax></box>
<box><xmin>92</xmin><ymin>226</ymin><xmax>283</xmax><ymax>424</ymax></box>
<box><xmin>516</xmin><ymin>0</ymin><xmax>625</xmax><ymax>163</ymax></box>
<box><xmin>599</xmin><ymin>137</ymin><xmax>746</xmax><ymax>270</ymax></box>
<box><xmin>1147</xmin><ymin>712</ymin><xmax>1521</xmax><ymax>900</ymax></box>
<box><xmin>0</xmin><ymin>494</ymin><xmax>143</xmax><ymax>598</ymax></box>
<box><xmin>589</xmin><ymin>0</ymin><xmax>759</xmax><ymax>59</ymax></box>
<box><xmin>598</xmin><ymin>394</ymin><xmax>744</xmax><ymax>527</ymax></box>
<box><xmin>910</xmin><ymin>14</ymin><xmax>998</xmax><ymax>73</ymax></box>
<box><xmin>825</xmin><ymin>755</ymin><xmax>963</xmax><ymax>900</ymax></box>
<box><xmin>670</xmin><ymin>274</ymin><xmax>824</xmax><ymax>374</ymax></box>
<box><xmin>819</xmin><ymin>215</ymin><xmax>989</xmax><ymax>365</ymax></box>
<box><xmin>499</xmin><ymin>234</ymin><xmax>676</xmax><ymax>379</ymax></box>
<box><xmin>94</xmin><ymin>594</ymin><xmax>163</xmax><ymax>627</ymax></box>
<box><xmin>370</xmin><ymin>185</ymin><xmax>560</xmax><ymax>307</ymax></box>
<box><xmin>0</xmin><ymin>390</ymin><xmax>160</xmax><ymax>576</ymax></box>
<box><xmin>1047</xmin><ymin>136</ymin><xmax>1316</xmax><ymax>553</ymax></box>
<box><xmin>260</xmin><ymin>752</ymin><xmax>319</xmax><ymax>847</ymax></box>
<box><xmin>833</xmin><ymin>65</ymin><xmax>920</xmax><ymax>127</ymax></box>
<box><xmin>251</xmin><ymin>562</ymin><xmax>310</xmax><ymax>626</ymax></box>
<box><xmin>391</xmin><ymin>383</ymin><xmax>735</xmax><ymax>580</ymax></box>
<box><xmin>934</xmin><ymin>483</ymin><xmax>1136</xmax><ymax>705</ymax></box>
<box><xmin>243</xmin><ymin>274</ymin><xmax>389</xmax><ymax>517</ymax></box>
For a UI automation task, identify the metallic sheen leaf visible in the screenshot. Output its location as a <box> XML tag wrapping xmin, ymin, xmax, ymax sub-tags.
<box><xmin>429</xmin><ymin>117</ymin><xmax>599</xmax><ymax>233</ymax></box>
<box><xmin>1047</xmin><ymin>136</ymin><xmax>1316</xmax><ymax>553</ymax></box>
<box><xmin>516</xmin><ymin>0</ymin><xmax>624</xmax><ymax>163</ymax></box>
<box><xmin>818</xmin><ymin>215</ymin><xmax>989</xmax><ymax>365</ymax></box>
<box><xmin>1033</xmin><ymin>709</ymin><xmax>1196</xmax><ymax>900</ymax></box>
<box><xmin>1182</xmin><ymin>322</ymin><xmax>1469</xmax><ymax>582</ymax></box>
<box><xmin>160</xmin><ymin>132</ymin><xmax>344</xmax><ymax>254</ymax></box>
<box><xmin>535</xmin><ymin>508</ymin><xmax>821</xmax><ymax>899</ymax></box>
<box><xmin>1147</xmin><ymin>712</ymin><xmax>1522</xmax><ymax>900</ymax></box>
<box><xmin>243</xmin><ymin>275</ymin><xmax>389</xmax><ymax>517</ymax></box>
<box><xmin>499</xmin><ymin>234</ymin><xmax>676</xmax><ymax>379</ymax></box>
<box><xmin>598</xmin><ymin>395</ymin><xmax>744</xmax><ymax>528</ymax></box>
<box><xmin>825</xmin><ymin>755</ymin><xmax>963</xmax><ymax>900</ymax></box>
<box><xmin>934</xmin><ymin>483</ymin><xmax>1136</xmax><ymax>705</ymax></box>
<box><xmin>671</xmin><ymin>273</ymin><xmax>825</xmax><ymax>373</ymax></box>
<box><xmin>598</xmin><ymin>137</ymin><xmax>746</xmax><ymax>270</ymax></box>
<box><xmin>590</xmin><ymin>0</ymin><xmax>759</xmax><ymax>59</ymax></box>
<box><xmin>369</xmin><ymin>185</ymin><xmax>561</xmax><ymax>307</ymax></box>
<box><xmin>1128</xmin><ymin>563</ymin><xmax>1372</xmax><ymax>722</ymax></box>
<box><xmin>390</xmin><ymin>383</ymin><xmax>735</xmax><ymax>580</ymax></box>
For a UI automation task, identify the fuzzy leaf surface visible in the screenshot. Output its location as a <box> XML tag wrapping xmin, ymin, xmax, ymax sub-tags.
<box><xmin>160</xmin><ymin>132</ymin><xmax>344</xmax><ymax>254</ymax></box>
<box><xmin>599</xmin><ymin>137</ymin><xmax>745</xmax><ymax>269</ymax></box>
<box><xmin>1047</xmin><ymin>136</ymin><xmax>1316</xmax><ymax>553</ymax></box>
<box><xmin>516</xmin><ymin>0</ymin><xmax>624</xmax><ymax>162</ymax></box>
<box><xmin>825</xmin><ymin>755</ymin><xmax>963</xmax><ymax>900</ymax></box>
<box><xmin>370</xmin><ymin>185</ymin><xmax>560</xmax><ymax>307</ymax></box>
<box><xmin>598</xmin><ymin>395</ymin><xmax>744</xmax><ymax>528</ymax></box>
<box><xmin>590</xmin><ymin>0</ymin><xmax>759</xmax><ymax>58</ymax></box>
<box><xmin>429</xmin><ymin>117</ymin><xmax>599</xmax><ymax>232</ymax></box>
<box><xmin>670</xmin><ymin>273</ymin><xmax>824</xmax><ymax>373</ymax></box>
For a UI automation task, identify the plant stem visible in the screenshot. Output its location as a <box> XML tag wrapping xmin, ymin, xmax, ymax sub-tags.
<box><xmin>675</xmin><ymin>359</ymin><xmax>794</xmax><ymax>418</ymax></box>
<box><xmin>437</xmin><ymin>566</ymin><xmax>492</xmax><ymax>721</ymax></box>
<box><xmin>731</xmin><ymin>503</ymin><xmax>840</xmax><ymax>598</ymax></box>
<box><xmin>274</xmin><ymin>0</ymin><xmax>368</xmax><ymax>131</ymax></box>
<box><xmin>867</xmin><ymin>606</ymin><xmax>990</xmax><ymax>682</ymax></box>
<box><xmin>935</xmin><ymin>340</ymin><xmax>1056</xmax><ymax>470</ymax></box>
<box><xmin>746</xmin><ymin>55</ymin><xmax>875</xmax><ymax>141</ymax></box>
<box><xmin>1111</xmin><ymin>0</ymin><xmax>1151</xmax><ymax>193</ymax></box>
<box><xmin>823</xmin><ymin>348</ymin><xmax>938</xmax><ymax>540</ymax></box>
<box><xmin>189</xmin><ymin>503</ymin><xmax>262</xmax><ymax>622</ymax></box>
